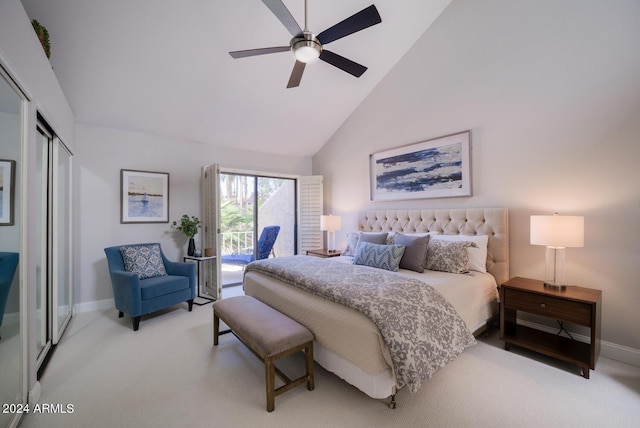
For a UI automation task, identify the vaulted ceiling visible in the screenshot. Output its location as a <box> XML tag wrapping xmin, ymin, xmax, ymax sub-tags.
<box><xmin>20</xmin><ymin>0</ymin><xmax>451</xmax><ymax>157</ymax></box>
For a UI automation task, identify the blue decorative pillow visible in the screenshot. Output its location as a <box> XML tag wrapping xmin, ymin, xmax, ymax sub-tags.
<box><xmin>353</xmin><ymin>242</ymin><xmax>406</xmax><ymax>272</ymax></box>
<box><xmin>121</xmin><ymin>244</ymin><xmax>167</xmax><ymax>279</ymax></box>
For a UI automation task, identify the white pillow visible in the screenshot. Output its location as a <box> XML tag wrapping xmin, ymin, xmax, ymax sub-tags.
<box><xmin>431</xmin><ymin>234</ymin><xmax>489</xmax><ymax>273</ymax></box>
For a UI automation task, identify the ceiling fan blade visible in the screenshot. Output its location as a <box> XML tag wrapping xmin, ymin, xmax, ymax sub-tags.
<box><xmin>319</xmin><ymin>50</ymin><xmax>367</xmax><ymax>78</ymax></box>
<box><xmin>287</xmin><ymin>61</ymin><xmax>306</xmax><ymax>88</ymax></box>
<box><xmin>229</xmin><ymin>46</ymin><xmax>290</xmax><ymax>59</ymax></box>
<box><xmin>317</xmin><ymin>5</ymin><xmax>382</xmax><ymax>45</ymax></box>
<box><xmin>262</xmin><ymin>0</ymin><xmax>303</xmax><ymax>37</ymax></box>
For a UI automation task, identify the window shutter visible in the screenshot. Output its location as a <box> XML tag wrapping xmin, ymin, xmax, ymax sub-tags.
<box><xmin>201</xmin><ymin>163</ymin><xmax>221</xmax><ymax>300</ymax></box>
<box><xmin>298</xmin><ymin>176</ymin><xmax>323</xmax><ymax>254</ymax></box>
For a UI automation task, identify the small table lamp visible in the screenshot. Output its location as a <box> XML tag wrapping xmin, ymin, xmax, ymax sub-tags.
<box><xmin>320</xmin><ymin>214</ymin><xmax>342</xmax><ymax>253</ymax></box>
<box><xmin>530</xmin><ymin>213</ymin><xmax>584</xmax><ymax>289</ymax></box>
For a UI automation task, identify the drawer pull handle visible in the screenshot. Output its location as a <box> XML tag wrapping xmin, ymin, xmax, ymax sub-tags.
<box><xmin>540</xmin><ymin>303</ymin><xmax>546</xmax><ymax>309</ymax></box>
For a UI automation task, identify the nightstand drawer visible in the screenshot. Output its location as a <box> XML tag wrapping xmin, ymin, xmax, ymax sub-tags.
<box><xmin>503</xmin><ymin>288</ymin><xmax>592</xmax><ymax>326</ymax></box>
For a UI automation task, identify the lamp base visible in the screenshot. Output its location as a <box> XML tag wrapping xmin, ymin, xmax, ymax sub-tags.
<box><xmin>544</xmin><ymin>282</ymin><xmax>566</xmax><ymax>290</ymax></box>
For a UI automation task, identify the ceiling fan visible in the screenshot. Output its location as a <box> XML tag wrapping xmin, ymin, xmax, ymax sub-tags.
<box><xmin>229</xmin><ymin>0</ymin><xmax>382</xmax><ymax>88</ymax></box>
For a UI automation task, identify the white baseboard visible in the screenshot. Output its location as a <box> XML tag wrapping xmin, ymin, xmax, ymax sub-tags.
<box><xmin>28</xmin><ymin>381</ymin><xmax>41</xmax><ymax>404</ymax></box>
<box><xmin>518</xmin><ymin>319</ymin><xmax>640</xmax><ymax>368</ymax></box>
<box><xmin>73</xmin><ymin>298</ymin><xmax>114</xmax><ymax>314</ymax></box>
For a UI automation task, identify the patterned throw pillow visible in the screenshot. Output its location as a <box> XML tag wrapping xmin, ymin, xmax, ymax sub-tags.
<box><xmin>342</xmin><ymin>232</ymin><xmax>388</xmax><ymax>256</ymax></box>
<box><xmin>426</xmin><ymin>240</ymin><xmax>476</xmax><ymax>274</ymax></box>
<box><xmin>431</xmin><ymin>234</ymin><xmax>489</xmax><ymax>273</ymax></box>
<box><xmin>353</xmin><ymin>242</ymin><xmax>406</xmax><ymax>272</ymax></box>
<box><xmin>341</xmin><ymin>232</ymin><xmax>361</xmax><ymax>256</ymax></box>
<box><xmin>121</xmin><ymin>244</ymin><xmax>167</xmax><ymax>279</ymax></box>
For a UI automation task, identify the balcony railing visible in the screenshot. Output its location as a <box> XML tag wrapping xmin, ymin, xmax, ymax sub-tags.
<box><xmin>220</xmin><ymin>231</ymin><xmax>254</xmax><ymax>256</ymax></box>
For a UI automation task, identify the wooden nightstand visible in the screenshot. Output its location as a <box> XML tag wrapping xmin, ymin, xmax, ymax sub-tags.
<box><xmin>499</xmin><ymin>277</ymin><xmax>601</xmax><ymax>379</ymax></box>
<box><xmin>306</xmin><ymin>249</ymin><xmax>342</xmax><ymax>258</ymax></box>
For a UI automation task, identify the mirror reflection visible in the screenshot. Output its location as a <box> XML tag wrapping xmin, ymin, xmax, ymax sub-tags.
<box><xmin>0</xmin><ymin>68</ymin><xmax>23</xmax><ymax>427</ymax></box>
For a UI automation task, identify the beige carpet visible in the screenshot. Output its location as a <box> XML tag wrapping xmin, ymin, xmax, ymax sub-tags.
<box><xmin>18</xmin><ymin>294</ymin><xmax>640</xmax><ymax>428</ymax></box>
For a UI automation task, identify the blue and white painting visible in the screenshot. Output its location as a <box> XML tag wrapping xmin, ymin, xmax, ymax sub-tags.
<box><xmin>121</xmin><ymin>170</ymin><xmax>169</xmax><ymax>223</ymax></box>
<box><xmin>0</xmin><ymin>160</ymin><xmax>14</xmax><ymax>225</ymax></box>
<box><xmin>370</xmin><ymin>131</ymin><xmax>471</xmax><ymax>201</ymax></box>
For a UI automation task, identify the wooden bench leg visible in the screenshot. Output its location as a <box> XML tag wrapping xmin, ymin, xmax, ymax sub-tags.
<box><xmin>305</xmin><ymin>342</ymin><xmax>314</xmax><ymax>391</ymax></box>
<box><xmin>213</xmin><ymin>313</ymin><xmax>219</xmax><ymax>346</ymax></box>
<box><xmin>265</xmin><ymin>358</ymin><xmax>276</xmax><ymax>412</ymax></box>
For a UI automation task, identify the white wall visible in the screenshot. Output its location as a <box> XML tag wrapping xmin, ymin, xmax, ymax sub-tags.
<box><xmin>313</xmin><ymin>0</ymin><xmax>640</xmax><ymax>358</ymax></box>
<box><xmin>76</xmin><ymin>123</ymin><xmax>312</xmax><ymax>305</ymax></box>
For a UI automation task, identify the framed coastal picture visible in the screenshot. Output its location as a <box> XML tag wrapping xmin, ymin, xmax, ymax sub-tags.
<box><xmin>0</xmin><ymin>159</ymin><xmax>16</xmax><ymax>226</ymax></box>
<box><xmin>369</xmin><ymin>131</ymin><xmax>471</xmax><ymax>201</ymax></box>
<box><xmin>120</xmin><ymin>169</ymin><xmax>169</xmax><ymax>223</ymax></box>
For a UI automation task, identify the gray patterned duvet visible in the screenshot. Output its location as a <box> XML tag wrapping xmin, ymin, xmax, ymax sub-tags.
<box><xmin>245</xmin><ymin>255</ymin><xmax>476</xmax><ymax>393</ymax></box>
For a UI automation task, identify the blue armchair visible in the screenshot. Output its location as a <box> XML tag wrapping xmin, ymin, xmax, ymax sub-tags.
<box><xmin>104</xmin><ymin>243</ymin><xmax>196</xmax><ymax>331</ymax></box>
<box><xmin>0</xmin><ymin>252</ymin><xmax>19</xmax><ymax>340</ymax></box>
<box><xmin>221</xmin><ymin>225</ymin><xmax>280</xmax><ymax>266</ymax></box>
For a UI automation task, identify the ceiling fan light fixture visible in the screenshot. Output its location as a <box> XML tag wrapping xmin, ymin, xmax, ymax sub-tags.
<box><xmin>291</xmin><ymin>32</ymin><xmax>321</xmax><ymax>63</ymax></box>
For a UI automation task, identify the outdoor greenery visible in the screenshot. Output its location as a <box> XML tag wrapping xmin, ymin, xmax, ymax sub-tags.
<box><xmin>220</xmin><ymin>200</ymin><xmax>252</xmax><ymax>232</ymax></box>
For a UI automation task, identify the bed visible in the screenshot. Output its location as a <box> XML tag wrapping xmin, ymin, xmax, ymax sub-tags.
<box><xmin>243</xmin><ymin>208</ymin><xmax>509</xmax><ymax>405</ymax></box>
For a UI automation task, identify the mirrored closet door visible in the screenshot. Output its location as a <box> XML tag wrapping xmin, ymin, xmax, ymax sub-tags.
<box><xmin>0</xmin><ymin>66</ymin><xmax>25</xmax><ymax>428</ymax></box>
<box><xmin>35</xmin><ymin>119</ymin><xmax>73</xmax><ymax>376</ymax></box>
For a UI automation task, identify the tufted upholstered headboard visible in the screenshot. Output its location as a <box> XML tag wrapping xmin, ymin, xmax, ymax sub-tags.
<box><xmin>358</xmin><ymin>208</ymin><xmax>509</xmax><ymax>286</ymax></box>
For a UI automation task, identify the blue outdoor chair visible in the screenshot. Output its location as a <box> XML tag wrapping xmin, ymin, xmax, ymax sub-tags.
<box><xmin>104</xmin><ymin>243</ymin><xmax>196</xmax><ymax>331</ymax></box>
<box><xmin>221</xmin><ymin>225</ymin><xmax>280</xmax><ymax>267</ymax></box>
<box><xmin>0</xmin><ymin>252</ymin><xmax>19</xmax><ymax>340</ymax></box>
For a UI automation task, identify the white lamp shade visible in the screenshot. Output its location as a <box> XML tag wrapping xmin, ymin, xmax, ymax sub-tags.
<box><xmin>530</xmin><ymin>215</ymin><xmax>584</xmax><ymax>248</ymax></box>
<box><xmin>320</xmin><ymin>215</ymin><xmax>342</xmax><ymax>232</ymax></box>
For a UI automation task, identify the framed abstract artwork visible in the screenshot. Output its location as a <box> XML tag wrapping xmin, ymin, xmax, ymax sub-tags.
<box><xmin>0</xmin><ymin>159</ymin><xmax>16</xmax><ymax>225</ymax></box>
<box><xmin>120</xmin><ymin>169</ymin><xmax>169</xmax><ymax>223</ymax></box>
<box><xmin>369</xmin><ymin>131</ymin><xmax>471</xmax><ymax>201</ymax></box>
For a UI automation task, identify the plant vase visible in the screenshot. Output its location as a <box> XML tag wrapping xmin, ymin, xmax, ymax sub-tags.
<box><xmin>188</xmin><ymin>238</ymin><xmax>196</xmax><ymax>256</ymax></box>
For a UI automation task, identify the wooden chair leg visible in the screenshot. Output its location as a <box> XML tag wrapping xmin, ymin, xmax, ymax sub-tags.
<box><xmin>188</xmin><ymin>299</ymin><xmax>194</xmax><ymax>312</ymax></box>
<box><xmin>118</xmin><ymin>311</ymin><xmax>124</xmax><ymax>318</ymax></box>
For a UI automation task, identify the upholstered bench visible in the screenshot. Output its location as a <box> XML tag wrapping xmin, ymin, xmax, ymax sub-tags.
<box><xmin>212</xmin><ymin>295</ymin><xmax>314</xmax><ymax>412</ymax></box>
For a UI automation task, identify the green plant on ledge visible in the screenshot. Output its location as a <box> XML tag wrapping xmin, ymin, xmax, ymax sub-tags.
<box><xmin>31</xmin><ymin>19</ymin><xmax>51</xmax><ymax>59</ymax></box>
<box><xmin>171</xmin><ymin>215</ymin><xmax>201</xmax><ymax>239</ymax></box>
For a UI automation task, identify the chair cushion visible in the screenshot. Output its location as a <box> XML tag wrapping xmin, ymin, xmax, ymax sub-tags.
<box><xmin>121</xmin><ymin>244</ymin><xmax>167</xmax><ymax>279</ymax></box>
<box><xmin>221</xmin><ymin>253</ymin><xmax>254</xmax><ymax>266</ymax></box>
<box><xmin>140</xmin><ymin>275</ymin><xmax>190</xmax><ymax>300</ymax></box>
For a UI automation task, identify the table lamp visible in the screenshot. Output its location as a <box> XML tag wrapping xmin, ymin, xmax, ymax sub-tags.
<box><xmin>530</xmin><ymin>213</ymin><xmax>584</xmax><ymax>289</ymax></box>
<box><xmin>320</xmin><ymin>214</ymin><xmax>342</xmax><ymax>253</ymax></box>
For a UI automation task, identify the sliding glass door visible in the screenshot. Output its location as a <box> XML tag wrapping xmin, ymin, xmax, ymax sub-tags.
<box><xmin>219</xmin><ymin>172</ymin><xmax>296</xmax><ymax>286</ymax></box>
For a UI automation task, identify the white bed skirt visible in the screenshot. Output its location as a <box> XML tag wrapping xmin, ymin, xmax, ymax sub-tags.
<box><xmin>314</xmin><ymin>340</ymin><xmax>396</xmax><ymax>399</ymax></box>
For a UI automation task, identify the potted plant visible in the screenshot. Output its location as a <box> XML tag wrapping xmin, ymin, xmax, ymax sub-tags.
<box><xmin>31</xmin><ymin>19</ymin><xmax>51</xmax><ymax>59</ymax></box>
<box><xmin>172</xmin><ymin>215</ymin><xmax>201</xmax><ymax>256</ymax></box>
